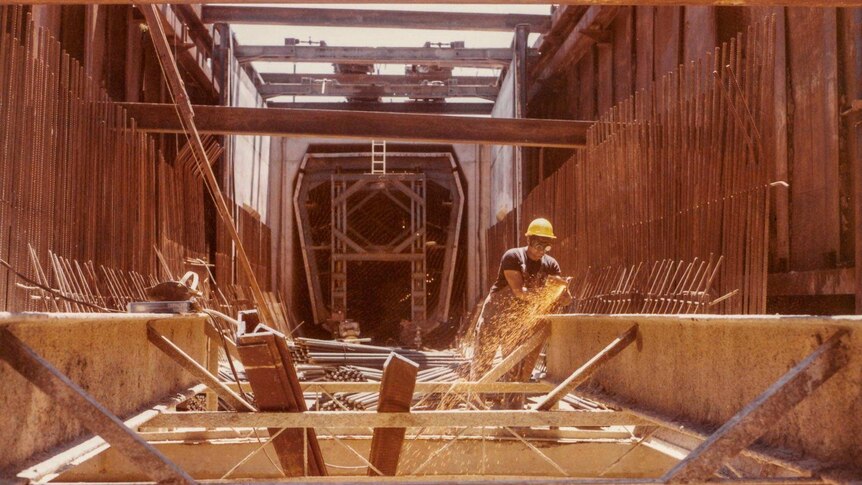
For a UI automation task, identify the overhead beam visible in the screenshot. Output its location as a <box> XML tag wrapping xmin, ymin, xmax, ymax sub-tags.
<box><xmin>145</xmin><ymin>409</ymin><xmax>648</xmax><ymax>429</ymax></box>
<box><xmin>120</xmin><ymin>103</ymin><xmax>590</xmax><ymax>148</ymax></box>
<box><xmin>5</xmin><ymin>1</ymin><xmax>862</xmax><ymax>5</ymax></box>
<box><xmin>234</xmin><ymin>45</ymin><xmax>517</xmax><ymax>68</ymax></box>
<box><xmin>260</xmin><ymin>72</ymin><xmax>499</xmax><ymax>85</ymax></box>
<box><xmin>265</xmin><ymin>101</ymin><xmax>493</xmax><ymax>115</ymax></box>
<box><xmin>0</xmin><ymin>328</ymin><xmax>195</xmax><ymax>485</ymax></box>
<box><xmin>662</xmin><ymin>330</ymin><xmax>849</xmax><ymax>483</ymax></box>
<box><xmin>258</xmin><ymin>82</ymin><xmax>499</xmax><ymax>99</ymax></box>
<box><xmin>202</xmin><ymin>6</ymin><xmax>551</xmax><ymax>32</ymax></box>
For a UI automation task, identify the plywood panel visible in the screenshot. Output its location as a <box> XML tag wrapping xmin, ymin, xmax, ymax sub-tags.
<box><xmin>786</xmin><ymin>8</ymin><xmax>841</xmax><ymax>271</ymax></box>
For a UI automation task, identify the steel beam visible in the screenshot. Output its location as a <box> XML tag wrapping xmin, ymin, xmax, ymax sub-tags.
<box><xmin>234</xmin><ymin>45</ymin><xmax>517</xmax><ymax>68</ymax></box>
<box><xmin>202</xmin><ymin>6</ymin><xmax>551</xmax><ymax>33</ymax></box>
<box><xmin>120</xmin><ymin>103</ymin><xmax>590</xmax><ymax>147</ymax></box>
<box><xmin>258</xmin><ymin>82</ymin><xmax>499</xmax><ymax>99</ymax></box>
<box><xmin>260</xmin><ymin>72</ymin><xmax>498</xmax><ymax>85</ymax></box>
<box><xmin>265</xmin><ymin>101</ymin><xmax>493</xmax><ymax>114</ymax></box>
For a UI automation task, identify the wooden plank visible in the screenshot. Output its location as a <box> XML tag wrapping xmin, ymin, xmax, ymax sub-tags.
<box><xmin>16</xmin><ymin>384</ymin><xmax>207</xmax><ymax>483</ymax></box>
<box><xmin>477</xmin><ymin>325</ymin><xmax>551</xmax><ymax>384</ymax></box>
<box><xmin>119</xmin><ymin>103</ymin><xmax>590</xmax><ymax>148</ymax></box>
<box><xmin>234</xmin><ymin>45</ymin><xmax>515</xmax><ymax>68</ymax></box>
<box><xmin>662</xmin><ymin>330</ymin><xmax>849</xmax><ymax>483</ymax></box>
<box><xmin>145</xmin><ymin>409</ymin><xmax>649</xmax><ymax>429</ymax></box>
<box><xmin>261</xmin><ymin>72</ymin><xmax>498</xmax><ymax>85</ymax></box>
<box><xmin>236</xmin><ymin>331</ymin><xmax>327</xmax><ymax>476</ymax></box>
<box><xmin>228</xmin><ymin>381</ymin><xmax>554</xmax><ymax>393</ymax></box>
<box><xmin>146</xmin><ymin>324</ymin><xmax>256</xmax><ymax>412</ymax></box>
<box><xmin>202</xmin><ymin>6</ymin><xmax>551</xmax><ymax>32</ymax></box>
<box><xmin>0</xmin><ymin>328</ymin><xmax>195</xmax><ymax>485</ymax></box>
<box><xmin>368</xmin><ymin>354</ymin><xmax>419</xmax><ymax>476</ymax></box>
<box><xmin>578</xmin><ymin>47</ymin><xmax>598</xmax><ymax>119</ymax></box>
<box><xmin>785</xmin><ymin>8</ymin><xmax>841</xmax><ymax>272</ymax></box>
<box><xmin>534</xmin><ymin>325</ymin><xmax>638</xmax><ymax>411</ymax></box>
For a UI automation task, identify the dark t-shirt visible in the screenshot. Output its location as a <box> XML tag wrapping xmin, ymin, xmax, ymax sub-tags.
<box><xmin>490</xmin><ymin>247</ymin><xmax>561</xmax><ymax>293</ymax></box>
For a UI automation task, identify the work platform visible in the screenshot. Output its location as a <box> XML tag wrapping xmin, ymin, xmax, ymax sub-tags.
<box><xmin>1</xmin><ymin>312</ymin><xmax>859</xmax><ymax>483</ymax></box>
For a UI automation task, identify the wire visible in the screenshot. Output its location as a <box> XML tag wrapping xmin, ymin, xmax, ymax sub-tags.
<box><xmin>0</xmin><ymin>258</ymin><xmax>121</xmax><ymax>313</ymax></box>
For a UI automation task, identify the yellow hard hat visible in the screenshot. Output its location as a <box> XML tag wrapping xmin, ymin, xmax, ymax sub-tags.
<box><xmin>525</xmin><ymin>218</ymin><xmax>556</xmax><ymax>239</ymax></box>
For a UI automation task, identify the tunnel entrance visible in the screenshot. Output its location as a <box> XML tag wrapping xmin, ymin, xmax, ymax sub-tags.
<box><xmin>294</xmin><ymin>146</ymin><xmax>465</xmax><ymax>347</ymax></box>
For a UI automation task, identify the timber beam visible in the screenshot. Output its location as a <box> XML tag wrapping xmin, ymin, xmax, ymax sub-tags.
<box><xmin>202</xmin><ymin>6</ymin><xmax>551</xmax><ymax>33</ymax></box>
<box><xmin>662</xmin><ymin>330</ymin><xmax>850</xmax><ymax>482</ymax></box>
<box><xmin>234</xmin><ymin>45</ymin><xmax>519</xmax><ymax>68</ymax></box>
<box><xmin>265</xmin><ymin>101</ymin><xmax>493</xmax><ymax>115</ymax></box>
<box><xmin>258</xmin><ymin>82</ymin><xmax>499</xmax><ymax>99</ymax></box>
<box><xmin>119</xmin><ymin>103</ymin><xmax>590</xmax><ymax>148</ymax></box>
<box><xmin>261</xmin><ymin>73</ymin><xmax>499</xmax><ymax>85</ymax></box>
<box><xmin>0</xmin><ymin>328</ymin><xmax>195</xmax><ymax>484</ymax></box>
<box><xmin>227</xmin><ymin>381</ymin><xmax>554</xmax><ymax>394</ymax></box>
<box><xmin>144</xmin><ymin>409</ymin><xmax>648</xmax><ymax>429</ymax></box>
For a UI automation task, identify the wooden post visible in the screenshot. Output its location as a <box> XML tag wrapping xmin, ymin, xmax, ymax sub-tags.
<box><xmin>534</xmin><ymin>324</ymin><xmax>638</xmax><ymax>411</ymax></box>
<box><xmin>368</xmin><ymin>353</ymin><xmax>419</xmax><ymax>476</ymax></box>
<box><xmin>512</xmin><ymin>23</ymin><xmax>530</xmax><ymax>246</ymax></box>
<box><xmin>662</xmin><ymin>330</ymin><xmax>849</xmax><ymax>483</ymax></box>
<box><xmin>138</xmin><ymin>4</ymin><xmax>275</xmax><ymax>325</ymax></box>
<box><xmin>0</xmin><ymin>328</ymin><xmax>195</xmax><ymax>485</ymax></box>
<box><xmin>146</xmin><ymin>323</ymin><xmax>256</xmax><ymax>412</ymax></box>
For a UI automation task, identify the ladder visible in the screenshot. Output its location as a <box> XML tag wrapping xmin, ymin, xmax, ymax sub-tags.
<box><xmin>371</xmin><ymin>140</ymin><xmax>386</xmax><ymax>174</ymax></box>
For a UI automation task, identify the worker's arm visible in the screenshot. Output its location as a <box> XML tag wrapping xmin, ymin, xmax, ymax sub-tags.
<box><xmin>503</xmin><ymin>270</ymin><xmax>530</xmax><ymax>300</ymax></box>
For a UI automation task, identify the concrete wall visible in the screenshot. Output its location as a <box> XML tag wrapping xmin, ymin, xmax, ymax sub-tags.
<box><xmin>488</xmin><ymin>68</ymin><xmax>516</xmax><ymax>227</ymax></box>
<box><xmin>0</xmin><ymin>313</ymin><xmax>208</xmax><ymax>474</ymax></box>
<box><xmin>545</xmin><ymin>314</ymin><xmax>862</xmax><ymax>474</ymax></box>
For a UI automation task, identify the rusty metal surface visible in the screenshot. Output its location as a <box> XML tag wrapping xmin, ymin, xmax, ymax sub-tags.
<box><xmin>489</xmin><ymin>18</ymin><xmax>776</xmax><ymax>315</ymax></box>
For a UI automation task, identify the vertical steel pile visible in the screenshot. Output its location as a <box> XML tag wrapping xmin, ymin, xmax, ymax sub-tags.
<box><xmin>491</xmin><ymin>19</ymin><xmax>776</xmax><ymax>314</ymax></box>
<box><xmin>0</xmin><ymin>6</ymin><xmax>277</xmax><ymax>314</ymax></box>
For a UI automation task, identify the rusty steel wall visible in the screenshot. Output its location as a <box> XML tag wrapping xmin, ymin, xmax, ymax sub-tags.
<box><xmin>0</xmin><ymin>6</ymin><xmax>276</xmax><ymax>313</ymax></box>
<box><xmin>489</xmin><ymin>19</ymin><xmax>775</xmax><ymax>314</ymax></box>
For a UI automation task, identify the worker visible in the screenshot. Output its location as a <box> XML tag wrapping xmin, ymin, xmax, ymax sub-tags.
<box><xmin>471</xmin><ymin>218</ymin><xmax>571</xmax><ymax>408</ymax></box>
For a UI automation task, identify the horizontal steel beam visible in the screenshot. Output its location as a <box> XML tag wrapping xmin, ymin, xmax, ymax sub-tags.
<box><xmin>145</xmin><ymin>410</ymin><xmax>647</xmax><ymax>429</ymax></box>
<box><xmin>234</xmin><ymin>45</ymin><xmax>518</xmax><ymax>67</ymax></box>
<box><xmin>258</xmin><ymin>82</ymin><xmax>499</xmax><ymax>99</ymax></box>
<box><xmin>260</xmin><ymin>72</ymin><xmax>498</xmax><ymax>85</ymax></box>
<box><xmin>265</xmin><ymin>101</ymin><xmax>493</xmax><ymax>114</ymax></box>
<box><xmin>120</xmin><ymin>103</ymin><xmax>589</xmax><ymax>147</ymax></box>
<box><xmin>3</xmin><ymin>1</ymin><xmax>860</xmax><ymax>5</ymax></box>
<box><xmin>202</xmin><ymin>6</ymin><xmax>551</xmax><ymax>32</ymax></box>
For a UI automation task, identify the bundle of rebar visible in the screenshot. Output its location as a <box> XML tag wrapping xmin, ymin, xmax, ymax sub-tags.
<box><xmin>294</xmin><ymin>338</ymin><xmax>468</xmax><ymax>370</ymax></box>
